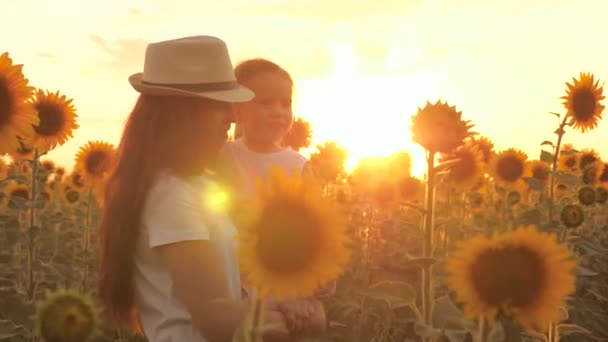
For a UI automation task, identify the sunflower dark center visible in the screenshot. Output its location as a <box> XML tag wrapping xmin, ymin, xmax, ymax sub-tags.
<box><xmin>580</xmin><ymin>154</ymin><xmax>598</xmax><ymax>170</ymax></box>
<box><xmin>565</xmin><ymin>157</ymin><xmax>577</xmax><ymax>169</ymax></box>
<box><xmin>10</xmin><ymin>188</ymin><xmax>29</xmax><ymax>200</ymax></box>
<box><xmin>84</xmin><ymin>150</ymin><xmax>110</xmax><ymax>176</ymax></box>
<box><xmin>0</xmin><ymin>79</ymin><xmax>12</xmax><ymax>126</ymax></box>
<box><xmin>572</xmin><ymin>89</ymin><xmax>596</xmax><ymax>121</ymax></box>
<box><xmin>255</xmin><ymin>201</ymin><xmax>321</xmax><ymax>273</ymax></box>
<box><xmin>470</xmin><ymin>245</ymin><xmax>545</xmax><ymax>307</ymax></box>
<box><xmin>66</xmin><ymin>190</ymin><xmax>80</xmax><ymax>203</ymax></box>
<box><xmin>560</xmin><ymin>204</ymin><xmax>584</xmax><ymax>228</ymax></box>
<box><xmin>532</xmin><ymin>166</ymin><xmax>550</xmax><ymax>181</ymax></box>
<box><xmin>578</xmin><ymin>187</ymin><xmax>596</xmax><ymax>206</ymax></box>
<box><xmin>34</xmin><ymin>102</ymin><xmax>65</xmax><ymax>136</ymax></box>
<box><xmin>72</xmin><ymin>174</ymin><xmax>85</xmax><ymax>188</ymax></box>
<box><xmin>496</xmin><ymin>156</ymin><xmax>524</xmax><ymax>182</ymax></box>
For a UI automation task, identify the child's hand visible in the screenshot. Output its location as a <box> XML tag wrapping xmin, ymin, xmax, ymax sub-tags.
<box><xmin>278</xmin><ymin>298</ymin><xmax>326</xmax><ymax>336</ymax></box>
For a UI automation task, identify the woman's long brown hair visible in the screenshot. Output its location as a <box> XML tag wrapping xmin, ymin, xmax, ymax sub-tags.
<box><xmin>97</xmin><ymin>94</ymin><xmax>229</xmax><ymax>332</ymax></box>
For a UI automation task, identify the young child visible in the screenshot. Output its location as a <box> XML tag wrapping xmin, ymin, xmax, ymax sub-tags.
<box><xmin>219</xmin><ymin>58</ymin><xmax>332</xmax><ymax>338</ymax></box>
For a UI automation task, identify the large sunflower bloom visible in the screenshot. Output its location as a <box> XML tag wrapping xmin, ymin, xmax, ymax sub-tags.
<box><xmin>74</xmin><ymin>141</ymin><xmax>116</xmax><ymax>183</ymax></box>
<box><xmin>0</xmin><ymin>52</ymin><xmax>39</xmax><ymax>154</ymax></box>
<box><xmin>489</xmin><ymin>149</ymin><xmax>528</xmax><ymax>188</ymax></box>
<box><xmin>30</xmin><ymin>89</ymin><xmax>79</xmax><ymax>151</ymax></box>
<box><xmin>238</xmin><ymin>167</ymin><xmax>351</xmax><ymax>299</ymax></box>
<box><xmin>448</xmin><ymin>226</ymin><xmax>576</xmax><ymax>331</ymax></box>
<box><xmin>561</xmin><ymin>72</ymin><xmax>605</xmax><ymax>133</ymax></box>
<box><xmin>440</xmin><ymin>143</ymin><xmax>484</xmax><ymax>191</ymax></box>
<box><xmin>411</xmin><ymin>100</ymin><xmax>474</xmax><ymax>153</ymax></box>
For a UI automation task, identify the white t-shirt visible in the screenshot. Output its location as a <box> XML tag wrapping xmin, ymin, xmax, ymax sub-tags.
<box><xmin>133</xmin><ymin>172</ymin><xmax>242</xmax><ymax>342</ymax></box>
<box><xmin>220</xmin><ymin>137</ymin><xmax>308</xmax><ymax>199</ymax></box>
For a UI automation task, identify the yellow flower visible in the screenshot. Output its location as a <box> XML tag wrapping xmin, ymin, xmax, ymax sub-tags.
<box><xmin>578</xmin><ymin>148</ymin><xmax>600</xmax><ymax>170</ymax></box>
<box><xmin>74</xmin><ymin>141</ymin><xmax>116</xmax><ymax>183</ymax></box>
<box><xmin>596</xmin><ymin>186</ymin><xmax>608</xmax><ymax>204</ymax></box>
<box><xmin>448</xmin><ymin>226</ymin><xmax>576</xmax><ymax>331</ymax></box>
<box><xmin>36</xmin><ymin>288</ymin><xmax>99</xmax><ymax>342</ymax></box>
<box><xmin>578</xmin><ymin>186</ymin><xmax>596</xmax><ymax>206</ymax></box>
<box><xmin>411</xmin><ymin>100</ymin><xmax>474</xmax><ymax>153</ymax></box>
<box><xmin>40</xmin><ymin>159</ymin><xmax>56</xmax><ymax>173</ymax></box>
<box><xmin>10</xmin><ymin>140</ymin><xmax>34</xmax><ymax>161</ymax></box>
<box><xmin>68</xmin><ymin>170</ymin><xmax>88</xmax><ymax>191</ymax></box>
<box><xmin>489</xmin><ymin>149</ymin><xmax>528</xmax><ymax>188</ymax></box>
<box><xmin>560</xmin><ymin>204</ymin><xmax>584</xmax><ymax>228</ymax></box>
<box><xmin>561</xmin><ymin>72</ymin><xmax>605</xmax><ymax>133</ymax></box>
<box><xmin>238</xmin><ymin>167</ymin><xmax>351</xmax><ymax>299</ymax></box>
<box><xmin>582</xmin><ymin>160</ymin><xmax>604</xmax><ymax>185</ymax></box>
<box><xmin>4</xmin><ymin>181</ymin><xmax>29</xmax><ymax>210</ymax></box>
<box><xmin>468</xmin><ymin>136</ymin><xmax>495</xmax><ymax>164</ymax></box>
<box><xmin>0</xmin><ymin>52</ymin><xmax>39</xmax><ymax>154</ymax></box>
<box><xmin>526</xmin><ymin>160</ymin><xmax>551</xmax><ymax>189</ymax></box>
<box><xmin>62</xmin><ymin>186</ymin><xmax>81</xmax><ymax>206</ymax></box>
<box><xmin>440</xmin><ymin>143</ymin><xmax>484</xmax><ymax>191</ymax></box>
<box><xmin>282</xmin><ymin>117</ymin><xmax>312</xmax><ymax>152</ymax></box>
<box><xmin>30</xmin><ymin>89</ymin><xmax>79</xmax><ymax>151</ymax></box>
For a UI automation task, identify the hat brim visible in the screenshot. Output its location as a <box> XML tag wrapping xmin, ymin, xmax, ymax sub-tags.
<box><xmin>128</xmin><ymin>73</ymin><xmax>254</xmax><ymax>103</ymax></box>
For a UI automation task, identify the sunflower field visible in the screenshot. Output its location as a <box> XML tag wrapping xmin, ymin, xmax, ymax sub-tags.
<box><xmin>1</xmin><ymin>50</ymin><xmax>608</xmax><ymax>342</ymax></box>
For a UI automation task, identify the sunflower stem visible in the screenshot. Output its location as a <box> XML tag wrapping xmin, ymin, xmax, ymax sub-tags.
<box><xmin>250</xmin><ymin>297</ymin><xmax>263</xmax><ymax>342</ymax></box>
<box><xmin>548</xmin><ymin>115</ymin><xmax>569</xmax><ymax>222</ymax></box>
<box><xmin>477</xmin><ymin>316</ymin><xmax>488</xmax><ymax>342</ymax></box>
<box><xmin>82</xmin><ymin>187</ymin><xmax>93</xmax><ymax>293</ymax></box>
<box><xmin>422</xmin><ymin>150</ymin><xmax>436</xmax><ymax>341</ymax></box>
<box><xmin>26</xmin><ymin>148</ymin><xmax>39</xmax><ymax>300</ymax></box>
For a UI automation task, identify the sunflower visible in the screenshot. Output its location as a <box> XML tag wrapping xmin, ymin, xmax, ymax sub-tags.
<box><xmin>36</xmin><ymin>288</ymin><xmax>99</xmax><ymax>342</ymax></box>
<box><xmin>238</xmin><ymin>167</ymin><xmax>351</xmax><ymax>299</ymax></box>
<box><xmin>54</xmin><ymin>166</ymin><xmax>66</xmax><ymax>179</ymax></box>
<box><xmin>440</xmin><ymin>144</ymin><xmax>484</xmax><ymax>191</ymax></box>
<box><xmin>10</xmin><ymin>139</ymin><xmax>34</xmax><ymax>161</ymax></box>
<box><xmin>562</xmin><ymin>72</ymin><xmax>605</xmax><ymax>133</ymax></box>
<box><xmin>30</xmin><ymin>89</ymin><xmax>79</xmax><ymax>151</ymax></box>
<box><xmin>448</xmin><ymin>225</ymin><xmax>576</xmax><ymax>331</ymax></box>
<box><xmin>560</xmin><ymin>204</ymin><xmax>584</xmax><ymax>228</ymax></box>
<box><xmin>468</xmin><ymin>136</ymin><xmax>495</xmax><ymax>164</ymax></box>
<box><xmin>61</xmin><ymin>186</ymin><xmax>81</xmax><ymax>206</ymax></box>
<box><xmin>578</xmin><ymin>186</ymin><xmax>596</xmax><ymax>206</ymax></box>
<box><xmin>74</xmin><ymin>141</ymin><xmax>116</xmax><ymax>183</ymax></box>
<box><xmin>558</xmin><ymin>151</ymin><xmax>580</xmax><ymax>173</ymax></box>
<box><xmin>282</xmin><ymin>117</ymin><xmax>312</xmax><ymax>152</ymax></box>
<box><xmin>599</xmin><ymin>163</ymin><xmax>608</xmax><ymax>184</ymax></box>
<box><xmin>411</xmin><ymin>100</ymin><xmax>475</xmax><ymax>153</ymax></box>
<box><xmin>68</xmin><ymin>170</ymin><xmax>87</xmax><ymax>191</ymax></box>
<box><xmin>578</xmin><ymin>149</ymin><xmax>600</xmax><ymax>170</ymax></box>
<box><xmin>35</xmin><ymin>188</ymin><xmax>52</xmax><ymax>209</ymax></box>
<box><xmin>40</xmin><ymin>159</ymin><xmax>55</xmax><ymax>173</ymax></box>
<box><xmin>526</xmin><ymin>160</ymin><xmax>551</xmax><ymax>189</ymax></box>
<box><xmin>4</xmin><ymin>181</ymin><xmax>29</xmax><ymax>210</ymax></box>
<box><xmin>581</xmin><ymin>160</ymin><xmax>604</xmax><ymax>185</ymax></box>
<box><xmin>0</xmin><ymin>53</ymin><xmax>39</xmax><ymax>154</ymax></box>
<box><xmin>489</xmin><ymin>149</ymin><xmax>528</xmax><ymax>188</ymax></box>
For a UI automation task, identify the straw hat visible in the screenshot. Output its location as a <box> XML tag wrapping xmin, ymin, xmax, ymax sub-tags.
<box><xmin>128</xmin><ymin>35</ymin><xmax>254</xmax><ymax>102</ymax></box>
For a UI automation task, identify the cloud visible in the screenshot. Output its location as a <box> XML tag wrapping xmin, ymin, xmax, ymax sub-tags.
<box><xmin>88</xmin><ymin>35</ymin><xmax>149</xmax><ymax>75</ymax></box>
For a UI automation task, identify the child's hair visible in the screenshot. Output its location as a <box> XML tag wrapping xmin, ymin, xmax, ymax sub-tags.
<box><xmin>234</xmin><ymin>58</ymin><xmax>293</xmax><ymax>86</ymax></box>
<box><xmin>233</xmin><ymin>58</ymin><xmax>294</xmax><ymax>139</ymax></box>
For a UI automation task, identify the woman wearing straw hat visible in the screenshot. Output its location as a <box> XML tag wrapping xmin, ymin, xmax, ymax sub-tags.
<box><xmin>97</xmin><ymin>36</ymin><xmax>289</xmax><ymax>341</ymax></box>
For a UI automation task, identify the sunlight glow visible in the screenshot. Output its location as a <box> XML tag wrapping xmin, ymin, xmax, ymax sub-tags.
<box><xmin>296</xmin><ymin>42</ymin><xmax>435</xmax><ymax>177</ymax></box>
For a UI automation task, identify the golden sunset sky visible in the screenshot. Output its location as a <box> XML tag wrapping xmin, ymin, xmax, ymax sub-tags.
<box><xmin>2</xmin><ymin>0</ymin><xmax>608</xmax><ymax>176</ymax></box>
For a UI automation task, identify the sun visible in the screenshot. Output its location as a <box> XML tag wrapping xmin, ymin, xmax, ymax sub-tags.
<box><xmin>295</xmin><ymin>42</ymin><xmax>440</xmax><ymax>177</ymax></box>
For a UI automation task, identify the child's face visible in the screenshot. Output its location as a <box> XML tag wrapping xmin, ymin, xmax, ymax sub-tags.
<box><xmin>235</xmin><ymin>71</ymin><xmax>293</xmax><ymax>146</ymax></box>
